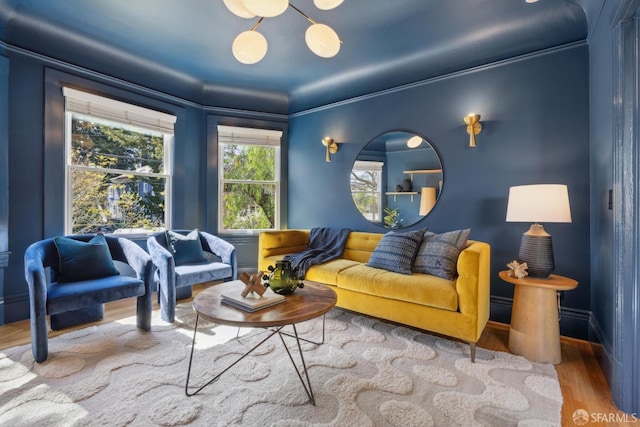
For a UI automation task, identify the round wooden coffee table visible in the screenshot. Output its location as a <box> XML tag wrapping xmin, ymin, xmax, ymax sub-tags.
<box><xmin>185</xmin><ymin>280</ymin><xmax>336</xmax><ymax>404</ymax></box>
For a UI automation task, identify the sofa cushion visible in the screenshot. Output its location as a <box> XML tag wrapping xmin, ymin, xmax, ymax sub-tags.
<box><xmin>259</xmin><ymin>230</ymin><xmax>310</xmax><ymax>261</ymax></box>
<box><xmin>175</xmin><ymin>262</ymin><xmax>233</xmax><ymax>288</ymax></box>
<box><xmin>54</xmin><ymin>234</ymin><xmax>120</xmax><ymax>283</ymax></box>
<box><xmin>304</xmin><ymin>259</ymin><xmax>361</xmax><ymax>285</ymax></box>
<box><xmin>337</xmin><ymin>264</ymin><xmax>458</xmax><ymax>311</ymax></box>
<box><xmin>342</xmin><ymin>232</ymin><xmax>384</xmax><ymax>263</ymax></box>
<box><xmin>166</xmin><ymin>229</ymin><xmax>208</xmax><ymax>266</ymax></box>
<box><xmin>262</xmin><ymin>254</ymin><xmax>359</xmax><ymax>286</ymax></box>
<box><xmin>366</xmin><ymin>229</ymin><xmax>424</xmax><ymax>275</ymax></box>
<box><xmin>46</xmin><ymin>274</ymin><xmax>144</xmax><ymax>315</ymax></box>
<box><xmin>413</xmin><ymin>229</ymin><xmax>470</xmax><ymax>280</ymax></box>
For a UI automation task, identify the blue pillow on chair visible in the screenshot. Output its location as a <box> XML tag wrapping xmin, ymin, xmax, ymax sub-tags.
<box><xmin>54</xmin><ymin>234</ymin><xmax>120</xmax><ymax>283</ymax></box>
<box><xmin>165</xmin><ymin>229</ymin><xmax>208</xmax><ymax>266</ymax></box>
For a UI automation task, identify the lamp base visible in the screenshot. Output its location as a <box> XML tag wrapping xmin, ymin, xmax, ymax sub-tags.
<box><xmin>518</xmin><ymin>231</ymin><xmax>554</xmax><ymax>278</ymax></box>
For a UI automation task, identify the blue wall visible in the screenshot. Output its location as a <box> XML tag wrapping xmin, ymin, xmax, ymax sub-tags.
<box><xmin>288</xmin><ymin>44</ymin><xmax>591</xmax><ymax>335</ymax></box>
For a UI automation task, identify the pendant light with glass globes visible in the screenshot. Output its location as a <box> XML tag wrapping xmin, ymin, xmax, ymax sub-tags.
<box><xmin>223</xmin><ymin>0</ymin><xmax>343</xmax><ymax>64</ymax></box>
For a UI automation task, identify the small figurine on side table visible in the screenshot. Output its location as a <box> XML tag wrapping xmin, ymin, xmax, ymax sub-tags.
<box><xmin>506</xmin><ymin>260</ymin><xmax>528</xmax><ymax>279</ymax></box>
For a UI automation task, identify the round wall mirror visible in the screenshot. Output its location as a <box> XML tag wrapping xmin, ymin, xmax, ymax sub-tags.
<box><xmin>350</xmin><ymin>131</ymin><xmax>443</xmax><ymax>228</ymax></box>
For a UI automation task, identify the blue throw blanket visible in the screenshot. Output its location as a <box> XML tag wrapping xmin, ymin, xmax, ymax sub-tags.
<box><xmin>285</xmin><ymin>227</ymin><xmax>351</xmax><ymax>276</ymax></box>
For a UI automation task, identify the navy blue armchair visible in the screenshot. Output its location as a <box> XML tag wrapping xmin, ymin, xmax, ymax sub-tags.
<box><xmin>24</xmin><ymin>234</ymin><xmax>154</xmax><ymax>363</ymax></box>
<box><xmin>147</xmin><ymin>230</ymin><xmax>237</xmax><ymax>323</ymax></box>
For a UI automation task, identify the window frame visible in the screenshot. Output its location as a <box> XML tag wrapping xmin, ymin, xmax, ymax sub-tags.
<box><xmin>63</xmin><ymin>88</ymin><xmax>175</xmax><ymax>236</ymax></box>
<box><xmin>217</xmin><ymin>125</ymin><xmax>282</xmax><ymax>235</ymax></box>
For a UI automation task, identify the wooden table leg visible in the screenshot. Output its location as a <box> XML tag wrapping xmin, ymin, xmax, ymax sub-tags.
<box><xmin>509</xmin><ymin>284</ymin><xmax>561</xmax><ymax>364</ymax></box>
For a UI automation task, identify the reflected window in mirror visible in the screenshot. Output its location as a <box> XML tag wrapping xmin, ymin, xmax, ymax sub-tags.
<box><xmin>350</xmin><ymin>161</ymin><xmax>384</xmax><ymax>222</ymax></box>
<box><xmin>350</xmin><ymin>131</ymin><xmax>443</xmax><ymax>229</ymax></box>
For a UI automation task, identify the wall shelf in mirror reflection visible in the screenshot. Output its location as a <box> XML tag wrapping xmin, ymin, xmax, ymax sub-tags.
<box><xmin>385</xmin><ymin>191</ymin><xmax>418</xmax><ymax>201</ymax></box>
<box><xmin>404</xmin><ymin>169</ymin><xmax>443</xmax><ymax>180</ymax></box>
<box><xmin>350</xmin><ymin>131</ymin><xmax>443</xmax><ymax>228</ymax></box>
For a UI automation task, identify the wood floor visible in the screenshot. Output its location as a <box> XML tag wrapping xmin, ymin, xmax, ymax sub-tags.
<box><xmin>0</xmin><ymin>283</ymin><xmax>629</xmax><ymax>426</ymax></box>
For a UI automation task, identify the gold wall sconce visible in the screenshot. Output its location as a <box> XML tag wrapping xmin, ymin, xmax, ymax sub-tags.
<box><xmin>322</xmin><ymin>137</ymin><xmax>339</xmax><ymax>162</ymax></box>
<box><xmin>464</xmin><ymin>114</ymin><xmax>482</xmax><ymax>147</ymax></box>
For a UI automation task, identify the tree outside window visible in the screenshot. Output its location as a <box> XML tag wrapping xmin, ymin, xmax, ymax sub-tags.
<box><xmin>67</xmin><ymin>114</ymin><xmax>170</xmax><ymax>234</ymax></box>
<box><xmin>218</xmin><ymin>126</ymin><xmax>281</xmax><ymax>233</ymax></box>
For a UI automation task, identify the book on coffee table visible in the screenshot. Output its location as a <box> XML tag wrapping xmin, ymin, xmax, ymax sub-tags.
<box><xmin>220</xmin><ymin>286</ymin><xmax>285</xmax><ymax>312</ymax></box>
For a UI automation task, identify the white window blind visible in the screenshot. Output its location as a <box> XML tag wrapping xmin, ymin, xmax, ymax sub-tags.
<box><xmin>63</xmin><ymin>87</ymin><xmax>177</xmax><ymax>135</ymax></box>
<box><xmin>217</xmin><ymin>125</ymin><xmax>282</xmax><ymax>146</ymax></box>
<box><xmin>353</xmin><ymin>160</ymin><xmax>384</xmax><ymax>171</ymax></box>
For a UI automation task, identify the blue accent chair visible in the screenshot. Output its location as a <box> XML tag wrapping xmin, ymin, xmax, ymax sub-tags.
<box><xmin>24</xmin><ymin>234</ymin><xmax>154</xmax><ymax>363</ymax></box>
<box><xmin>147</xmin><ymin>230</ymin><xmax>237</xmax><ymax>323</ymax></box>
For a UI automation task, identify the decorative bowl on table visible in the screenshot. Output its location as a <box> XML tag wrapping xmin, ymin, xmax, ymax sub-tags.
<box><xmin>263</xmin><ymin>260</ymin><xmax>305</xmax><ymax>295</ymax></box>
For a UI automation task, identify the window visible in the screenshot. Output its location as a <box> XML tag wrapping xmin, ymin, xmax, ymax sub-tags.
<box><xmin>218</xmin><ymin>125</ymin><xmax>282</xmax><ymax>233</ymax></box>
<box><xmin>351</xmin><ymin>160</ymin><xmax>383</xmax><ymax>222</ymax></box>
<box><xmin>63</xmin><ymin>88</ymin><xmax>175</xmax><ymax>235</ymax></box>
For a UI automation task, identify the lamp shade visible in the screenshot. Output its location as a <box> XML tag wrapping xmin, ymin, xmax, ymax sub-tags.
<box><xmin>232</xmin><ymin>31</ymin><xmax>268</xmax><ymax>64</ymax></box>
<box><xmin>506</xmin><ymin>184</ymin><xmax>571</xmax><ymax>223</ymax></box>
<box><xmin>305</xmin><ymin>24</ymin><xmax>341</xmax><ymax>58</ymax></box>
<box><xmin>420</xmin><ymin>187</ymin><xmax>437</xmax><ymax>216</ymax></box>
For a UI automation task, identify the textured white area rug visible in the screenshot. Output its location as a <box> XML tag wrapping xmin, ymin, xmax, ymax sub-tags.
<box><xmin>0</xmin><ymin>303</ymin><xmax>562</xmax><ymax>426</ymax></box>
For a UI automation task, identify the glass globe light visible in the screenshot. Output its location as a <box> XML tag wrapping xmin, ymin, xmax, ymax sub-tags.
<box><xmin>232</xmin><ymin>31</ymin><xmax>268</xmax><ymax>64</ymax></box>
<box><xmin>243</xmin><ymin>0</ymin><xmax>289</xmax><ymax>18</ymax></box>
<box><xmin>305</xmin><ymin>24</ymin><xmax>340</xmax><ymax>58</ymax></box>
<box><xmin>313</xmin><ymin>0</ymin><xmax>344</xmax><ymax>10</ymax></box>
<box><xmin>406</xmin><ymin>136</ymin><xmax>423</xmax><ymax>148</ymax></box>
<box><xmin>223</xmin><ymin>0</ymin><xmax>255</xmax><ymax>18</ymax></box>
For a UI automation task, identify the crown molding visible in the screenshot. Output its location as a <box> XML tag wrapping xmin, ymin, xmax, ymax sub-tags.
<box><xmin>290</xmin><ymin>40</ymin><xmax>587</xmax><ymax>118</ymax></box>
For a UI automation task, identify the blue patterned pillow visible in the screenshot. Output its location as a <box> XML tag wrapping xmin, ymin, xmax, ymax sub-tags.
<box><xmin>413</xmin><ymin>229</ymin><xmax>470</xmax><ymax>280</ymax></box>
<box><xmin>367</xmin><ymin>229</ymin><xmax>425</xmax><ymax>275</ymax></box>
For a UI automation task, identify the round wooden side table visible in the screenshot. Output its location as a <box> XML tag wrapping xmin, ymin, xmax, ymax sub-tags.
<box><xmin>499</xmin><ymin>270</ymin><xmax>578</xmax><ymax>365</ymax></box>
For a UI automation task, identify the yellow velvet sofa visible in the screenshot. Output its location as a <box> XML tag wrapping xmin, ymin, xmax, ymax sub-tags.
<box><xmin>258</xmin><ymin>229</ymin><xmax>491</xmax><ymax>361</ymax></box>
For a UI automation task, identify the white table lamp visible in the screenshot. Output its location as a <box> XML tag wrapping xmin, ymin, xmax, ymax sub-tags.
<box><xmin>506</xmin><ymin>184</ymin><xmax>572</xmax><ymax>278</ymax></box>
